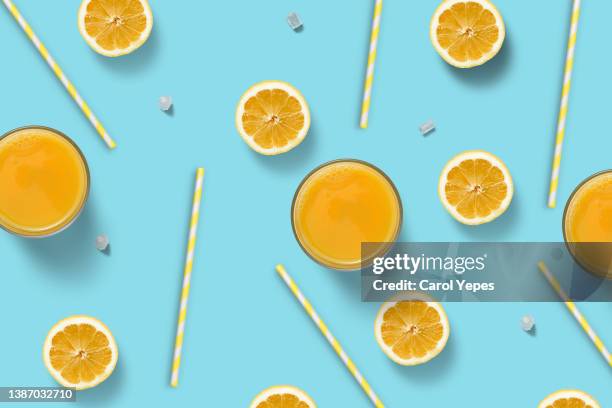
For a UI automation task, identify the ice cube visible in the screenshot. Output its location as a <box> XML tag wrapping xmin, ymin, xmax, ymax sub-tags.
<box><xmin>96</xmin><ymin>234</ymin><xmax>109</xmax><ymax>251</ymax></box>
<box><xmin>287</xmin><ymin>12</ymin><xmax>303</xmax><ymax>30</ymax></box>
<box><xmin>159</xmin><ymin>96</ymin><xmax>173</xmax><ymax>111</ymax></box>
<box><xmin>521</xmin><ymin>315</ymin><xmax>535</xmax><ymax>332</ymax></box>
<box><xmin>419</xmin><ymin>120</ymin><xmax>435</xmax><ymax>135</ymax></box>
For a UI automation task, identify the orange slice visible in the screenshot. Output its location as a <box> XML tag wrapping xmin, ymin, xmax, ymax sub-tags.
<box><xmin>250</xmin><ymin>385</ymin><xmax>316</xmax><ymax>408</ymax></box>
<box><xmin>374</xmin><ymin>293</ymin><xmax>450</xmax><ymax>366</ymax></box>
<box><xmin>235</xmin><ymin>81</ymin><xmax>311</xmax><ymax>155</ymax></box>
<box><xmin>43</xmin><ymin>316</ymin><xmax>118</xmax><ymax>390</ymax></box>
<box><xmin>438</xmin><ymin>150</ymin><xmax>513</xmax><ymax>225</ymax></box>
<box><xmin>78</xmin><ymin>0</ymin><xmax>153</xmax><ymax>57</ymax></box>
<box><xmin>538</xmin><ymin>390</ymin><xmax>600</xmax><ymax>408</ymax></box>
<box><xmin>430</xmin><ymin>0</ymin><xmax>505</xmax><ymax>68</ymax></box>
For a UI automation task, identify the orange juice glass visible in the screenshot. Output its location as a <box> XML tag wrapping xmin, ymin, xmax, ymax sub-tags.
<box><xmin>563</xmin><ymin>170</ymin><xmax>612</xmax><ymax>279</ymax></box>
<box><xmin>0</xmin><ymin>126</ymin><xmax>89</xmax><ymax>237</ymax></box>
<box><xmin>292</xmin><ymin>159</ymin><xmax>402</xmax><ymax>270</ymax></box>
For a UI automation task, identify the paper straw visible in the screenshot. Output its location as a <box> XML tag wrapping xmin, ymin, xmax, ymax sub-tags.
<box><xmin>275</xmin><ymin>264</ymin><xmax>385</xmax><ymax>407</ymax></box>
<box><xmin>359</xmin><ymin>0</ymin><xmax>383</xmax><ymax>129</ymax></box>
<box><xmin>2</xmin><ymin>0</ymin><xmax>116</xmax><ymax>149</ymax></box>
<box><xmin>537</xmin><ymin>261</ymin><xmax>611</xmax><ymax>366</ymax></box>
<box><xmin>547</xmin><ymin>0</ymin><xmax>581</xmax><ymax>208</ymax></box>
<box><xmin>171</xmin><ymin>168</ymin><xmax>205</xmax><ymax>387</ymax></box>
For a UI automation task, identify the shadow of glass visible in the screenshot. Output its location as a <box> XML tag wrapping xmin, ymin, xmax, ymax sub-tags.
<box><xmin>19</xmin><ymin>200</ymin><xmax>99</xmax><ymax>279</ymax></box>
<box><xmin>397</xmin><ymin>224</ymin><xmax>411</xmax><ymax>242</ymax></box>
<box><xmin>326</xmin><ymin>263</ymin><xmax>363</xmax><ymax>294</ymax></box>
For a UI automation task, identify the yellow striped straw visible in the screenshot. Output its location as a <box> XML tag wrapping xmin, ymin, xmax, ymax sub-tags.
<box><xmin>171</xmin><ymin>168</ymin><xmax>206</xmax><ymax>387</ymax></box>
<box><xmin>547</xmin><ymin>0</ymin><xmax>581</xmax><ymax>208</ymax></box>
<box><xmin>537</xmin><ymin>261</ymin><xmax>612</xmax><ymax>366</ymax></box>
<box><xmin>275</xmin><ymin>264</ymin><xmax>385</xmax><ymax>407</ymax></box>
<box><xmin>2</xmin><ymin>0</ymin><xmax>116</xmax><ymax>149</ymax></box>
<box><xmin>359</xmin><ymin>0</ymin><xmax>383</xmax><ymax>129</ymax></box>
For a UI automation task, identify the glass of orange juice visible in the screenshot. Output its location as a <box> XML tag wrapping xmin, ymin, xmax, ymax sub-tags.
<box><xmin>563</xmin><ymin>170</ymin><xmax>612</xmax><ymax>279</ymax></box>
<box><xmin>0</xmin><ymin>126</ymin><xmax>90</xmax><ymax>238</ymax></box>
<box><xmin>292</xmin><ymin>159</ymin><xmax>402</xmax><ymax>271</ymax></box>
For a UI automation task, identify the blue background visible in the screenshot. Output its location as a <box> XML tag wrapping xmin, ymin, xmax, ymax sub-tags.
<box><xmin>1</xmin><ymin>0</ymin><xmax>611</xmax><ymax>406</ymax></box>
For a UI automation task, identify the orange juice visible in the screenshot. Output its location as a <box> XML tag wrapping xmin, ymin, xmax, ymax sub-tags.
<box><xmin>563</xmin><ymin>171</ymin><xmax>612</xmax><ymax>278</ymax></box>
<box><xmin>0</xmin><ymin>127</ymin><xmax>89</xmax><ymax>237</ymax></box>
<box><xmin>292</xmin><ymin>160</ymin><xmax>402</xmax><ymax>270</ymax></box>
